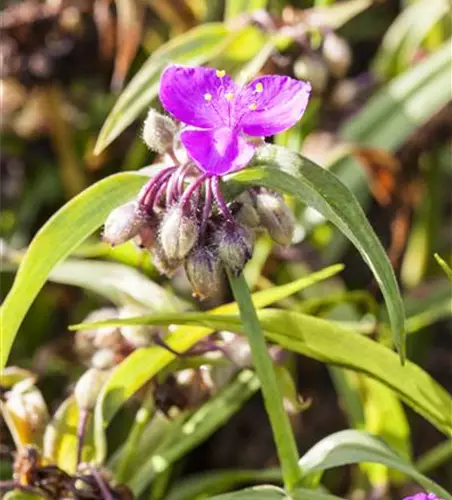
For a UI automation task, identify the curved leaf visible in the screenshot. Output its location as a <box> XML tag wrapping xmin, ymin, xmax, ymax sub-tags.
<box><xmin>90</xmin><ymin>266</ymin><xmax>342</xmax><ymax>462</ymax></box>
<box><xmin>0</xmin><ymin>172</ymin><xmax>148</xmax><ymax>369</ymax></box>
<box><xmin>299</xmin><ymin>430</ymin><xmax>451</xmax><ymax>499</ymax></box>
<box><xmin>72</xmin><ymin>309</ymin><xmax>452</xmax><ymax>437</ymax></box>
<box><xmin>209</xmin><ymin>486</ymin><xmax>287</xmax><ymax>500</ymax></box>
<box><xmin>225</xmin><ymin>145</ymin><xmax>406</xmax><ymax>361</ymax></box>
<box><xmin>224</xmin><ymin>0</ymin><xmax>268</xmax><ymax>20</ymax></box>
<box><xmin>129</xmin><ymin>370</ymin><xmax>260</xmax><ymax>496</ymax></box>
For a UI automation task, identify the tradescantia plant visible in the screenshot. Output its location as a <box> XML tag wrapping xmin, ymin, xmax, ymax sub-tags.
<box><xmin>1</xmin><ymin>2</ymin><xmax>451</xmax><ymax>499</ymax></box>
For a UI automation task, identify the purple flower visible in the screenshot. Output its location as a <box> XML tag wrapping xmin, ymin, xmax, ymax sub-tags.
<box><xmin>403</xmin><ymin>494</ymin><xmax>442</xmax><ymax>500</ymax></box>
<box><xmin>159</xmin><ymin>65</ymin><xmax>311</xmax><ymax>175</ymax></box>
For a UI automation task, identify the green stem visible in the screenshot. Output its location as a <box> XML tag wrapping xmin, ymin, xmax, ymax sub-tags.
<box><xmin>115</xmin><ymin>387</ymin><xmax>155</xmax><ymax>483</ymax></box>
<box><xmin>416</xmin><ymin>439</ymin><xmax>452</xmax><ymax>474</ymax></box>
<box><xmin>227</xmin><ymin>271</ymin><xmax>302</xmax><ymax>492</ymax></box>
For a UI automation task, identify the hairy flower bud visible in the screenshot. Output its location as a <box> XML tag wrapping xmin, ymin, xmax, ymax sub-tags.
<box><xmin>74</xmin><ymin>369</ymin><xmax>109</xmax><ymax>411</ymax></box>
<box><xmin>255</xmin><ymin>191</ymin><xmax>295</xmax><ymax>246</ymax></box>
<box><xmin>294</xmin><ymin>55</ymin><xmax>328</xmax><ymax>94</ymax></box>
<box><xmin>160</xmin><ymin>207</ymin><xmax>198</xmax><ymax>261</ymax></box>
<box><xmin>75</xmin><ymin>308</ymin><xmax>120</xmax><ymax>358</ymax></box>
<box><xmin>152</xmin><ymin>240</ymin><xmax>182</xmax><ymax>277</ymax></box>
<box><xmin>5</xmin><ymin>379</ymin><xmax>49</xmax><ymax>445</ymax></box>
<box><xmin>217</xmin><ymin>221</ymin><xmax>253</xmax><ymax>276</ymax></box>
<box><xmin>233</xmin><ymin>192</ymin><xmax>260</xmax><ymax>229</ymax></box>
<box><xmin>143</xmin><ymin>109</ymin><xmax>177</xmax><ymax>154</ymax></box>
<box><xmin>185</xmin><ymin>246</ymin><xmax>223</xmax><ymax>299</ymax></box>
<box><xmin>91</xmin><ymin>349</ymin><xmax>117</xmax><ymax>370</ymax></box>
<box><xmin>103</xmin><ymin>201</ymin><xmax>147</xmax><ymax>246</ymax></box>
<box><xmin>322</xmin><ymin>32</ymin><xmax>352</xmax><ymax>78</ymax></box>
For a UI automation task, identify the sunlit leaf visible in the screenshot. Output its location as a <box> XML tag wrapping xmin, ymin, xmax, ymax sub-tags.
<box><xmin>89</xmin><ymin>265</ymin><xmax>342</xmax><ymax>462</ymax></box>
<box><xmin>129</xmin><ymin>370</ymin><xmax>260</xmax><ymax>496</ymax></box>
<box><xmin>0</xmin><ymin>172</ymin><xmax>149</xmax><ymax>369</ymax></box>
<box><xmin>299</xmin><ymin>430</ymin><xmax>451</xmax><ymax>499</ymax></box>
<box><xmin>42</xmin><ymin>396</ymin><xmax>96</xmax><ymax>474</ymax></box>
<box><xmin>225</xmin><ymin>145</ymin><xmax>406</xmax><ymax>361</ymax></box>
<box><xmin>434</xmin><ymin>253</ymin><xmax>452</xmax><ymax>281</ymax></box>
<box><xmin>73</xmin><ymin>308</ymin><xmax>452</xmax><ymax>437</ymax></box>
<box><xmin>224</xmin><ymin>0</ymin><xmax>268</xmax><ymax>20</ymax></box>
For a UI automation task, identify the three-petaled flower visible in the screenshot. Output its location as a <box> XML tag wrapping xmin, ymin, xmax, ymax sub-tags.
<box><xmin>159</xmin><ymin>65</ymin><xmax>311</xmax><ymax>175</ymax></box>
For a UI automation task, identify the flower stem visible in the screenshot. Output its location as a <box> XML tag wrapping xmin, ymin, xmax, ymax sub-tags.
<box><xmin>227</xmin><ymin>271</ymin><xmax>302</xmax><ymax>492</ymax></box>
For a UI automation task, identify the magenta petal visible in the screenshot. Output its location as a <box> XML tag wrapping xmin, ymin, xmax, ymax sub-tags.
<box><xmin>159</xmin><ymin>65</ymin><xmax>238</xmax><ymax>129</ymax></box>
<box><xmin>180</xmin><ymin>127</ymin><xmax>255</xmax><ymax>175</ymax></box>
<box><xmin>236</xmin><ymin>75</ymin><xmax>311</xmax><ymax>136</ymax></box>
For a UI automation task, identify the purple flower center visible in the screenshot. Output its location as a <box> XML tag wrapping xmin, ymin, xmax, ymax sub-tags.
<box><xmin>159</xmin><ymin>65</ymin><xmax>311</xmax><ymax>175</ymax></box>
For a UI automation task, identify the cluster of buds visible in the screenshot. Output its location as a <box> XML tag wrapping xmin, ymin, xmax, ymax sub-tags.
<box><xmin>102</xmin><ymin>110</ymin><xmax>296</xmax><ymax>300</ymax></box>
<box><xmin>74</xmin><ymin>306</ymin><xmax>160</xmax><ymax>369</ymax></box>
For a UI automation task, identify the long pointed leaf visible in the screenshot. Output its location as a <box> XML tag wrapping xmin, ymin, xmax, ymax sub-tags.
<box><xmin>225</xmin><ymin>145</ymin><xmax>405</xmax><ymax>361</ymax></box>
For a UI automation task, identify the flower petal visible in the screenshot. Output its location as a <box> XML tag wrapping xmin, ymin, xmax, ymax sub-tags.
<box><xmin>180</xmin><ymin>127</ymin><xmax>255</xmax><ymax>175</ymax></box>
<box><xmin>159</xmin><ymin>65</ymin><xmax>238</xmax><ymax>128</ymax></box>
<box><xmin>236</xmin><ymin>75</ymin><xmax>311</xmax><ymax>136</ymax></box>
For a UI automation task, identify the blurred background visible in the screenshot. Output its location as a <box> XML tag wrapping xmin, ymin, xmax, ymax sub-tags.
<box><xmin>0</xmin><ymin>0</ymin><xmax>451</xmax><ymax>498</ymax></box>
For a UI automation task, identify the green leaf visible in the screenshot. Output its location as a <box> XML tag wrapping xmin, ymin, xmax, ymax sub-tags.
<box><xmin>298</xmin><ymin>430</ymin><xmax>451</xmax><ymax>499</ymax></box>
<box><xmin>42</xmin><ymin>396</ymin><xmax>96</xmax><ymax>474</ymax></box>
<box><xmin>326</xmin><ymin>40</ymin><xmax>452</xmax><ymax>262</ymax></box>
<box><xmin>0</xmin><ymin>172</ymin><xmax>148</xmax><ymax>369</ymax></box>
<box><xmin>209</xmin><ymin>486</ymin><xmax>287</xmax><ymax>500</ymax></box>
<box><xmin>3</xmin><ymin>493</ymin><xmax>46</xmax><ymax>500</ymax></box>
<box><xmin>224</xmin><ymin>0</ymin><xmax>268</xmax><ymax>20</ymax></box>
<box><xmin>74</xmin><ymin>309</ymin><xmax>452</xmax><ymax>436</ymax></box>
<box><xmin>89</xmin><ymin>266</ymin><xmax>342</xmax><ymax>462</ymax></box>
<box><xmin>373</xmin><ymin>0</ymin><xmax>449</xmax><ymax>78</ymax></box>
<box><xmin>434</xmin><ymin>253</ymin><xmax>452</xmax><ymax>281</ymax></box>
<box><xmin>293</xmin><ymin>490</ymin><xmax>344</xmax><ymax>500</ymax></box>
<box><xmin>228</xmin><ymin>272</ymin><xmax>301</xmax><ymax>491</ymax></box>
<box><xmin>128</xmin><ymin>370</ymin><xmax>260</xmax><ymax>496</ymax></box>
<box><xmin>166</xmin><ymin>469</ymin><xmax>282</xmax><ymax>500</ymax></box>
<box><xmin>94</xmin><ymin>23</ymin><xmax>235</xmax><ymax>154</ymax></box>
<box><xmin>225</xmin><ymin>145</ymin><xmax>406</xmax><ymax>361</ymax></box>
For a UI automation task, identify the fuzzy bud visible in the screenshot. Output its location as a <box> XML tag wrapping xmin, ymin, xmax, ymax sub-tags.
<box><xmin>143</xmin><ymin>109</ymin><xmax>177</xmax><ymax>154</ymax></box>
<box><xmin>255</xmin><ymin>191</ymin><xmax>295</xmax><ymax>246</ymax></box>
<box><xmin>294</xmin><ymin>55</ymin><xmax>328</xmax><ymax>94</ymax></box>
<box><xmin>160</xmin><ymin>207</ymin><xmax>198</xmax><ymax>261</ymax></box>
<box><xmin>91</xmin><ymin>349</ymin><xmax>117</xmax><ymax>370</ymax></box>
<box><xmin>75</xmin><ymin>308</ymin><xmax>120</xmax><ymax>358</ymax></box>
<box><xmin>233</xmin><ymin>192</ymin><xmax>260</xmax><ymax>229</ymax></box>
<box><xmin>134</xmin><ymin>212</ymin><xmax>160</xmax><ymax>250</ymax></box>
<box><xmin>322</xmin><ymin>32</ymin><xmax>352</xmax><ymax>78</ymax></box>
<box><xmin>185</xmin><ymin>246</ymin><xmax>223</xmax><ymax>299</ymax></box>
<box><xmin>5</xmin><ymin>379</ymin><xmax>49</xmax><ymax>443</ymax></box>
<box><xmin>152</xmin><ymin>240</ymin><xmax>182</xmax><ymax>277</ymax></box>
<box><xmin>74</xmin><ymin>368</ymin><xmax>109</xmax><ymax>411</ymax></box>
<box><xmin>217</xmin><ymin>221</ymin><xmax>254</xmax><ymax>276</ymax></box>
<box><xmin>103</xmin><ymin>201</ymin><xmax>147</xmax><ymax>246</ymax></box>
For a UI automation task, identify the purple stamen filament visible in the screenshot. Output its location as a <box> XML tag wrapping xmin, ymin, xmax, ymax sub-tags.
<box><xmin>212</xmin><ymin>175</ymin><xmax>234</xmax><ymax>221</ymax></box>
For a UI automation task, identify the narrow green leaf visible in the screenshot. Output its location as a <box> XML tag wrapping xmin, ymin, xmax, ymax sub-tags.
<box><xmin>228</xmin><ymin>272</ymin><xmax>302</xmax><ymax>491</ymax></box>
<box><xmin>434</xmin><ymin>253</ymin><xmax>452</xmax><ymax>281</ymax></box>
<box><xmin>224</xmin><ymin>0</ymin><xmax>268</xmax><ymax>20</ymax></box>
<box><xmin>89</xmin><ymin>267</ymin><xmax>342</xmax><ymax>462</ymax></box>
<box><xmin>225</xmin><ymin>145</ymin><xmax>406</xmax><ymax>361</ymax></box>
<box><xmin>209</xmin><ymin>485</ymin><xmax>287</xmax><ymax>500</ymax></box>
<box><xmin>3</xmin><ymin>493</ymin><xmax>46</xmax><ymax>500</ymax></box>
<box><xmin>74</xmin><ymin>309</ymin><xmax>452</xmax><ymax>436</ymax></box>
<box><xmin>166</xmin><ymin>469</ymin><xmax>282</xmax><ymax>500</ymax></box>
<box><xmin>42</xmin><ymin>396</ymin><xmax>96</xmax><ymax>474</ymax></box>
<box><xmin>0</xmin><ymin>172</ymin><xmax>148</xmax><ymax>369</ymax></box>
<box><xmin>94</xmin><ymin>23</ymin><xmax>234</xmax><ymax>154</ymax></box>
<box><xmin>129</xmin><ymin>370</ymin><xmax>260</xmax><ymax>496</ymax></box>
<box><xmin>298</xmin><ymin>430</ymin><xmax>451</xmax><ymax>499</ymax></box>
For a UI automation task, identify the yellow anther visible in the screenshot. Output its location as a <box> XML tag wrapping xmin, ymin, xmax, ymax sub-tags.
<box><xmin>249</xmin><ymin>102</ymin><xmax>257</xmax><ymax>110</ymax></box>
<box><xmin>204</xmin><ymin>93</ymin><xmax>212</xmax><ymax>101</ymax></box>
<box><xmin>255</xmin><ymin>82</ymin><xmax>264</xmax><ymax>93</ymax></box>
<box><xmin>216</xmin><ymin>69</ymin><xmax>226</xmax><ymax>77</ymax></box>
<box><xmin>225</xmin><ymin>92</ymin><xmax>234</xmax><ymax>101</ymax></box>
